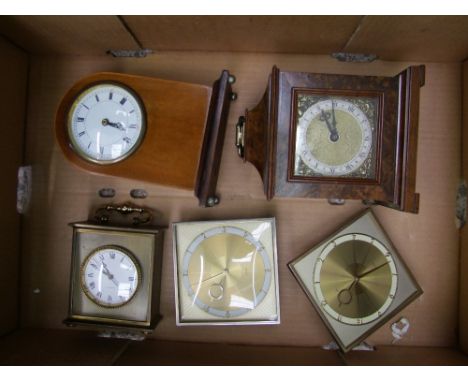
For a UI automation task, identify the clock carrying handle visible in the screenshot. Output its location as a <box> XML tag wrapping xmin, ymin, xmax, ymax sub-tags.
<box><xmin>94</xmin><ymin>203</ymin><xmax>152</xmax><ymax>226</ymax></box>
<box><xmin>194</xmin><ymin>70</ymin><xmax>236</xmax><ymax>208</ymax></box>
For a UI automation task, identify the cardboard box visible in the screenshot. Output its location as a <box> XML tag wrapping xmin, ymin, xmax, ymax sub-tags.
<box><xmin>0</xmin><ymin>15</ymin><xmax>467</xmax><ymax>365</ymax></box>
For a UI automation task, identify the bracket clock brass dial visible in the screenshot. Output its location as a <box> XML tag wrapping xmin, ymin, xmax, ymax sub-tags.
<box><xmin>288</xmin><ymin>209</ymin><xmax>422</xmax><ymax>352</ymax></box>
<box><xmin>236</xmin><ymin>66</ymin><xmax>425</xmax><ymax>213</ymax></box>
<box><xmin>56</xmin><ymin>71</ymin><xmax>236</xmax><ymax>207</ymax></box>
<box><xmin>173</xmin><ymin>218</ymin><xmax>280</xmax><ymax>325</ymax></box>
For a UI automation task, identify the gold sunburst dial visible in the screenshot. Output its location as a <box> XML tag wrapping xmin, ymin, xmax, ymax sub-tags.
<box><xmin>313</xmin><ymin>233</ymin><xmax>398</xmax><ymax>325</ymax></box>
<box><xmin>182</xmin><ymin>226</ymin><xmax>272</xmax><ymax>319</ymax></box>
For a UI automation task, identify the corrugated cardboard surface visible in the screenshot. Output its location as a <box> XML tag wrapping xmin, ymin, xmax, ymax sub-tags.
<box><xmin>0</xmin><ymin>16</ymin><xmax>139</xmax><ymax>55</ymax></box>
<box><xmin>2</xmin><ymin>16</ymin><xmax>468</xmax><ymax>63</ymax></box>
<box><xmin>460</xmin><ymin>61</ymin><xmax>468</xmax><ymax>353</ymax></box>
<box><xmin>0</xmin><ymin>37</ymin><xmax>28</xmax><ymax>336</ymax></box>
<box><xmin>18</xmin><ymin>52</ymin><xmax>461</xmax><ymax>349</ymax></box>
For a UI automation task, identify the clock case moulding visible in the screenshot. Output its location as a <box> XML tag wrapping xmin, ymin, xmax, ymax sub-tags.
<box><xmin>56</xmin><ymin>70</ymin><xmax>234</xmax><ymax>208</ymax></box>
<box><xmin>236</xmin><ymin>66</ymin><xmax>425</xmax><ymax>213</ymax></box>
<box><xmin>288</xmin><ymin>208</ymin><xmax>423</xmax><ymax>352</ymax></box>
<box><xmin>63</xmin><ymin>206</ymin><xmax>166</xmax><ymax>334</ymax></box>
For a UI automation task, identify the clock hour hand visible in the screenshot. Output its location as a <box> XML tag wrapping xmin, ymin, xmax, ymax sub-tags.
<box><xmin>101</xmin><ymin>118</ymin><xmax>125</xmax><ymax>131</ymax></box>
<box><xmin>337</xmin><ymin>277</ymin><xmax>359</xmax><ymax>306</ymax></box>
<box><xmin>319</xmin><ymin>109</ymin><xmax>339</xmax><ymax>142</ymax></box>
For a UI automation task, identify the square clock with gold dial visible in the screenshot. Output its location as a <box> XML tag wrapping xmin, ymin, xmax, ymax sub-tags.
<box><xmin>288</xmin><ymin>209</ymin><xmax>422</xmax><ymax>352</ymax></box>
<box><xmin>173</xmin><ymin>218</ymin><xmax>280</xmax><ymax>325</ymax></box>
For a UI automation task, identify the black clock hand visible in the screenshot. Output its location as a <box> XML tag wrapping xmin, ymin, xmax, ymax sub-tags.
<box><xmin>101</xmin><ymin>262</ymin><xmax>119</xmax><ymax>286</ymax></box>
<box><xmin>101</xmin><ymin>118</ymin><xmax>125</xmax><ymax>131</ymax></box>
<box><xmin>320</xmin><ymin>109</ymin><xmax>339</xmax><ymax>142</ymax></box>
<box><xmin>331</xmin><ymin>101</ymin><xmax>337</xmax><ymax>130</ymax></box>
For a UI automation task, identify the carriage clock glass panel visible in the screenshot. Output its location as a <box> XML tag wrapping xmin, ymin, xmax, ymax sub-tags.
<box><xmin>67</xmin><ymin>83</ymin><xmax>146</xmax><ymax>164</ymax></box>
<box><xmin>293</xmin><ymin>91</ymin><xmax>380</xmax><ymax>180</ymax></box>
<box><xmin>81</xmin><ymin>245</ymin><xmax>141</xmax><ymax>308</ymax></box>
<box><xmin>173</xmin><ymin>218</ymin><xmax>280</xmax><ymax>325</ymax></box>
<box><xmin>288</xmin><ymin>209</ymin><xmax>422</xmax><ymax>352</ymax></box>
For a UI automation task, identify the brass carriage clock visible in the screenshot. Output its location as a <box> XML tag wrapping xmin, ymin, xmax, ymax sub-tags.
<box><xmin>64</xmin><ymin>204</ymin><xmax>165</xmax><ymax>334</ymax></box>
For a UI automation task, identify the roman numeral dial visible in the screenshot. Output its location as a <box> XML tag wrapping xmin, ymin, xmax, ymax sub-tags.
<box><xmin>80</xmin><ymin>245</ymin><xmax>141</xmax><ymax>308</ymax></box>
<box><xmin>67</xmin><ymin>83</ymin><xmax>146</xmax><ymax>164</ymax></box>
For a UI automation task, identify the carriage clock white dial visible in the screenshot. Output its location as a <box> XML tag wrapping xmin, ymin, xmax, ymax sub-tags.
<box><xmin>67</xmin><ymin>83</ymin><xmax>146</xmax><ymax>164</ymax></box>
<box><xmin>296</xmin><ymin>98</ymin><xmax>373</xmax><ymax>176</ymax></box>
<box><xmin>81</xmin><ymin>245</ymin><xmax>141</xmax><ymax>308</ymax></box>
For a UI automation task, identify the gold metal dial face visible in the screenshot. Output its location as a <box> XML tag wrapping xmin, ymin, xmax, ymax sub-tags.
<box><xmin>181</xmin><ymin>226</ymin><xmax>272</xmax><ymax>318</ymax></box>
<box><xmin>80</xmin><ymin>245</ymin><xmax>142</xmax><ymax>308</ymax></box>
<box><xmin>294</xmin><ymin>93</ymin><xmax>379</xmax><ymax>179</ymax></box>
<box><xmin>313</xmin><ymin>234</ymin><xmax>398</xmax><ymax>325</ymax></box>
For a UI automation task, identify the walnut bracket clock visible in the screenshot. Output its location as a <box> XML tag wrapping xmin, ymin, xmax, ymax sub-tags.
<box><xmin>56</xmin><ymin>70</ymin><xmax>236</xmax><ymax>207</ymax></box>
<box><xmin>236</xmin><ymin>66</ymin><xmax>425</xmax><ymax>213</ymax></box>
<box><xmin>288</xmin><ymin>209</ymin><xmax>422</xmax><ymax>352</ymax></box>
<box><xmin>64</xmin><ymin>204</ymin><xmax>165</xmax><ymax>334</ymax></box>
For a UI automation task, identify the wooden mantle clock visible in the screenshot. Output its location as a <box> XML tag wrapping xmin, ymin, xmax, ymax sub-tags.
<box><xmin>236</xmin><ymin>66</ymin><xmax>425</xmax><ymax>213</ymax></box>
<box><xmin>56</xmin><ymin>70</ymin><xmax>235</xmax><ymax>207</ymax></box>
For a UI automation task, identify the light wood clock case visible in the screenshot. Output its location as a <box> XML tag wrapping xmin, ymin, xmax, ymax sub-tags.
<box><xmin>236</xmin><ymin>66</ymin><xmax>425</xmax><ymax>213</ymax></box>
<box><xmin>64</xmin><ymin>204</ymin><xmax>165</xmax><ymax>334</ymax></box>
<box><xmin>288</xmin><ymin>209</ymin><xmax>422</xmax><ymax>352</ymax></box>
<box><xmin>56</xmin><ymin>71</ymin><xmax>236</xmax><ymax>207</ymax></box>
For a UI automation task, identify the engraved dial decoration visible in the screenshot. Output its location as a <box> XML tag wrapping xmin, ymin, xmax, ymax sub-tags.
<box><xmin>313</xmin><ymin>233</ymin><xmax>398</xmax><ymax>325</ymax></box>
<box><xmin>81</xmin><ymin>246</ymin><xmax>141</xmax><ymax>308</ymax></box>
<box><xmin>181</xmin><ymin>226</ymin><xmax>272</xmax><ymax>318</ymax></box>
<box><xmin>67</xmin><ymin>83</ymin><xmax>145</xmax><ymax>164</ymax></box>
<box><xmin>294</xmin><ymin>94</ymin><xmax>379</xmax><ymax>178</ymax></box>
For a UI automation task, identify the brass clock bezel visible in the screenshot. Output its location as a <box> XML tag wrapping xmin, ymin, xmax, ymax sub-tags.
<box><xmin>288</xmin><ymin>88</ymin><xmax>384</xmax><ymax>185</ymax></box>
<box><xmin>66</xmin><ymin>81</ymin><xmax>147</xmax><ymax>165</ymax></box>
<box><xmin>80</xmin><ymin>244</ymin><xmax>143</xmax><ymax>309</ymax></box>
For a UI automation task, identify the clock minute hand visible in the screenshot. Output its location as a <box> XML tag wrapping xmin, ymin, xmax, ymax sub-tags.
<box><xmin>190</xmin><ymin>270</ymin><xmax>226</xmax><ymax>287</ymax></box>
<box><xmin>101</xmin><ymin>262</ymin><xmax>119</xmax><ymax>286</ymax></box>
<box><xmin>357</xmin><ymin>262</ymin><xmax>390</xmax><ymax>278</ymax></box>
<box><xmin>331</xmin><ymin>101</ymin><xmax>337</xmax><ymax>130</ymax></box>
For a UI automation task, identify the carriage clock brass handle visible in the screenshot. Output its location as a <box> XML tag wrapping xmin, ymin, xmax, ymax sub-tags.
<box><xmin>235</xmin><ymin>116</ymin><xmax>245</xmax><ymax>158</ymax></box>
<box><xmin>94</xmin><ymin>203</ymin><xmax>152</xmax><ymax>225</ymax></box>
